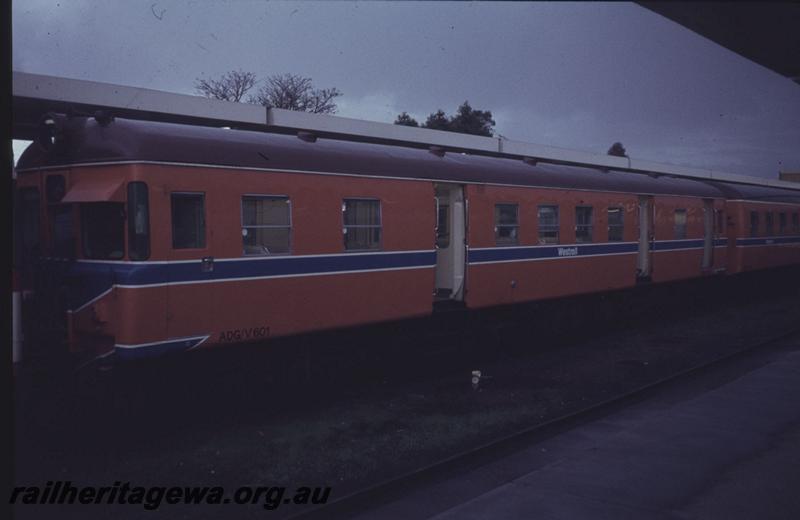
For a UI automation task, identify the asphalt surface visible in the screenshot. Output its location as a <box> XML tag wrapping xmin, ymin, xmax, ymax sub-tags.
<box><xmin>350</xmin><ymin>334</ymin><xmax>800</xmax><ymax>520</ymax></box>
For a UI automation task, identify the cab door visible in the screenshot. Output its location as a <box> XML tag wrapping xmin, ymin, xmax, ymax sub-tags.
<box><xmin>165</xmin><ymin>191</ymin><xmax>213</xmax><ymax>349</ymax></box>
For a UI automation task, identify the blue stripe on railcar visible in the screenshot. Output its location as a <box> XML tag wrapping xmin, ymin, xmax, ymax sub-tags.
<box><xmin>468</xmin><ymin>242</ymin><xmax>639</xmax><ymax>264</ymax></box>
<box><xmin>736</xmin><ymin>236</ymin><xmax>800</xmax><ymax>247</ymax></box>
<box><xmin>467</xmin><ymin>238</ymin><xmax>732</xmax><ymax>264</ymax></box>
<box><xmin>65</xmin><ymin>250</ymin><xmax>437</xmax><ymax>311</ymax></box>
<box><xmin>651</xmin><ymin>239</ymin><xmax>705</xmax><ymax>251</ymax></box>
<box><xmin>115</xmin><ymin>336</ymin><xmax>209</xmax><ymax>361</ymax></box>
<box><xmin>165</xmin><ymin>250</ymin><xmax>437</xmax><ymax>284</ymax></box>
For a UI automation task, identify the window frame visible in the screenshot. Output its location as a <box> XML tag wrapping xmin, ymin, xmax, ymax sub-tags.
<box><xmin>779</xmin><ymin>212</ymin><xmax>787</xmax><ymax>234</ymax></box>
<box><xmin>575</xmin><ymin>205</ymin><xmax>594</xmax><ymax>243</ymax></box>
<box><xmin>342</xmin><ymin>197</ymin><xmax>382</xmax><ymax>252</ymax></box>
<box><xmin>240</xmin><ymin>194</ymin><xmax>292</xmax><ymax>256</ymax></box>
<box><xmin>494</xmin><ymin>203</ymin><xmax>520</xmax><ymax>246</ymax></box>
<box><xmin>793</xmin><ymin>212</ymin><xmax>799</xmax><ymax>234</ymax></box>
<box><xmin>127</xmin><ymin>181</ymin><xmax>150</xmax><ymax>261</ymax></box>
<box><xmin>607</xmin><ymin>206</ymin><xmax>624</xmax><ymax>242</ymax></box>
<box><xmin>765</xmin><ymin>211</ymin><xmax>774</xmax><ymax>236</ymax></box>
<box><xmin>537</xmin><ymin>204</ymin><xmax>560</xmax><ymax>245</ymax></box>
<box><xmin>674</xmin><ymin>209</ymin><xmax>688</xmax><ymax>240</ymax></box>
<box><xmin>171</xmin><ymin>191</ymin><xmax>207</xmax><ymax>250</ymax></box>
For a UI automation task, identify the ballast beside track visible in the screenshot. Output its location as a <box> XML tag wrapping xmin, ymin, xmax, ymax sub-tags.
<box><xmin>286</xmin><ymin>329</ymin><xmax>800</xmax><ymax>520</ymax></box>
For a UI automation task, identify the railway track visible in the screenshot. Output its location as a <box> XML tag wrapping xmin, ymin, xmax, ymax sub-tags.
<box><xmin>286</xmin><ymin>327</ymin><xmax>800</xmax><ymax>520</ymax></box>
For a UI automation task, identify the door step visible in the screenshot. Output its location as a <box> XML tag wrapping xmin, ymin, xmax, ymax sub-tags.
<box><xmin>433</xmin><ymin>299</ymin><xmax>467</xmax><ymax>313</ymax></box>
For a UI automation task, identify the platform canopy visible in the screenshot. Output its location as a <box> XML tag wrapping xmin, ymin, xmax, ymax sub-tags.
<box><xmin>639</xmin><ymin>2</ymin><xmax>800</xmax><ymax>85</ymax></box>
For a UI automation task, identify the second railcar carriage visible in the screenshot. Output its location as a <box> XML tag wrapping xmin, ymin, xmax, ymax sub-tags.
<box><xmin>15</xmin><ymin>115</ymin><xmax>800</xmax><ymax>363</ymax></box>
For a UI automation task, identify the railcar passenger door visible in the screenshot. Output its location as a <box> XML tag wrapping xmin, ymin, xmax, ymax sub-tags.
<box><xmin>637</xmin><ymin>196</ymin><xmax>654</xmax><ymax>280</ymax></box>
<box><xmin>434</xmin><ymin>184</ymin><xmax>466</xmax><ymax>301</ymax></box>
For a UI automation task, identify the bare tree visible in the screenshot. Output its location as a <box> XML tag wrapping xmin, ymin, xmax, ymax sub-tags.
<box><xmin>194</xmin><ymin>70</ymin><xmax>257</xmax><ymax>102</ymax></box>
<box><xmin>250</xmin><ymin>73</ymin><xmax>342</xmax><ymax>114</ymax></box>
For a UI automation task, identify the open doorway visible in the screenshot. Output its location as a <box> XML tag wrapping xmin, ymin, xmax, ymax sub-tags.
<box><xmin>637</xmin><ymin>195</ymin><xmax>653</xmax><ymax>281</ymax></box>
<box><xmin>434</xmin><ymin>184</ymin><xmax>466</xmax><ymax>301</ymax></box>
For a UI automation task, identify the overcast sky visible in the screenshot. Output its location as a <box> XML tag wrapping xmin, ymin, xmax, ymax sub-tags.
<box><xmin>12</xmin><ymin>1</ymin><xmax>800</xmax><ymax>178</ymax></box>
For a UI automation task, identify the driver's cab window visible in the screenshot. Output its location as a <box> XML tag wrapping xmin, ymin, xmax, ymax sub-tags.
<box><xmin>81</xmin><ymin>203</ymin><xmax>125</xmax><ymax>259</ymax></box>
<box><xmin>241</xmin><ymin>195</ymin><xmax>291</xmax><ymax>255</ymax></box>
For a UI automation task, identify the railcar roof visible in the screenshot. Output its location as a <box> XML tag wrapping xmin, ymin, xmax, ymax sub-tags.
<box><xmin>704</xmin><ymin>181</ymin><xmax>800</xmax><ymax>204</ymax></box>
<box><xmin>16</xmin><ymin>117</ymin><xmax>800</xmax><ymax>202</ymax></box>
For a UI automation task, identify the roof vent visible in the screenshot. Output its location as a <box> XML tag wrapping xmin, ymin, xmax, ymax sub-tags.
<box><xmin>429</xmin><ymin>146</ymin><xmax>446</xmax><ymax>157</ymax></box>
<box><xmin>297</xmin><ymin>131</ymin><xmax>317</xmax><ymax>143</ymax></box>
<box><xmin>36</xmin><ymin>112</ymin><xmax>61</xmax><ymax>152</ymax></box>
<box><xmin>522</xmin><ymin>157</ymin><xmax>538</xmax><ymax>166</ymax></box>
<box><xmin>94</xmin><ymin>110</ymin><xmax>114</xmax><ymax>127</ymax></box>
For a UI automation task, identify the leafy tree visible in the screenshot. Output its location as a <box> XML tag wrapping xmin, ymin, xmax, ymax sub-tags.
<box><xmin>448</xmin><ymin>101</ymin><xmax>495</xmax><ymax>137</ymax></box>
<box><xmin>250</xmin><ymin>73</ymin><xmax>342</xmax><ymax>114</ymax></box>
<box><xmin>607</xmin><ymin>142</ymin><xmax>628</xmax><ymax>157</ymax></box>
<box><xmin>396</xmin><ymin>101</ymin><xmax>496</xmax><ymax>136</ymax></box>
<box><xmin>423</xmin><ymin>109</ymin><xmax>451</xmax><ymax>131</ymax></box>
<box><xmin>394</xmin><ymin>112</ymin><xmax>419</xmax><ymax>127</ymax></box>
<box><xmin>194</xmin><ymin>69</ymin><xmax>257</xmax><ymax>102</ymax></box>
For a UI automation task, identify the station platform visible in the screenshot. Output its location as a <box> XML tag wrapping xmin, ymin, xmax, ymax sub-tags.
<box><xmin>354</xmin><ymin>335</ymin><xmax>800</xmax><ymax>519</ymax></box>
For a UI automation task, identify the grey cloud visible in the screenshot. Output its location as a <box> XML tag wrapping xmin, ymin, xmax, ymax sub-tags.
<box><xmin>12</xmin><ymin>1</ymin><xmax>800</xmax><ymax>177</ymax></box>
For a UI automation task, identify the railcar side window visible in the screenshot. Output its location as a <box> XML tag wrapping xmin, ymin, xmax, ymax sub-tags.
<box><xmin>494</xmin><ymin>204</ymin><xmax>519</xmax><ymax>246</ymax></box>
<box><xmin>575</xmin><ymin>206</ymin><xmax>593</xmax><ymax>243</ymax></box>
<box><xmin>794</xmin><ymin>213</ymin><xmax>799</xmax><ymax>233</ymax></box>
<box><xmin>81</xmin><ymin>203</ymin><xmax>125</xmax><ymax>260</ymax></box>
<box><xmin>607</xmin><ymin>207</ymin><xmax>623</xmax><ymax>242</ymax></box>
<box><xmin>779</xmin><ymin>212</ymin><xmax>787</xmax><ymax>234</ymax></box>
<box><xmin>127</xmin><ymin>182</ymin><xmax>150</xmax><ymax>260</ymax></box>
<box><xmin>750</xmin><ymin>211</ymin><xmax>759</xmax><ymax>237</ymax></box>
<box><xmin>171</xmin><ymin>193</ymin><xmax>206</xmax><ymax>249</ymax></box>
<box><xmin>538</xmin><ymin>205</ymin><xmax>559</xmax><ymax>244</ymax></box>
<box><xmin>343</xmin><ymin>198</ymin><xmax>381</xmax><ymax>251</ymax></box>
<box><xmin>674</xmin><ymin>209</ymin><xmax>687</xmax><ymax>240</ymax></box>
<box><xmin>765</xmin><ymin>212</ymin><xmax>774</xmax><ymax>236</ymax></box>
<box><xmin>242</xmin><ymin>195</ymin><xmax>291</xmax><ymax>255</ymax></box>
